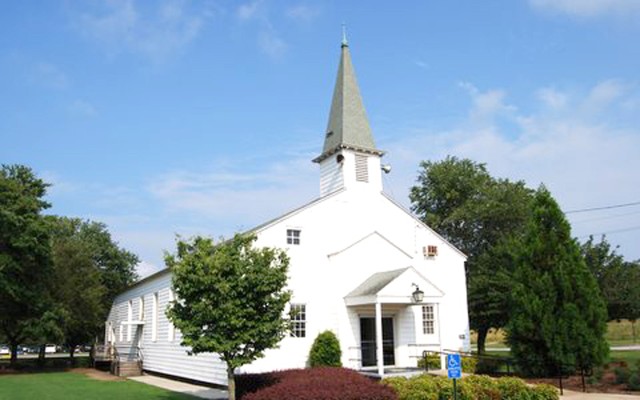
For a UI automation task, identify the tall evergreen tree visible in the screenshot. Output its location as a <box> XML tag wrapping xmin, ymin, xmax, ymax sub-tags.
<box><xmin>507</xmin><ymin>186</ymin><xmax>608</xmax><ymax>376</ymax></box>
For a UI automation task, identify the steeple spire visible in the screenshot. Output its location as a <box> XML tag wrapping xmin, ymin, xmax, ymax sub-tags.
<box><xmin>341</xmin><ymin>23</ymin><xmax>348</xmax><ymax>47</ymax></box>
<box><xmin>313</xmin><ymin>36</ymin><xmax>384</xmax><ymax>164</ymax></box>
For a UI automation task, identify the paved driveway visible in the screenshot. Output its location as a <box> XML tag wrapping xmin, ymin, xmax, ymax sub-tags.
<box><xmin>561</xmin><ymin>389</ymin><xmax>640</xmax><ymax>399</ymax></box>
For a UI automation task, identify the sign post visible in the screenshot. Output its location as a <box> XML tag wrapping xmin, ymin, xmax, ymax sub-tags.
<box><xmin>447</xmin><ymin>354</ymin><xmax>462</xmax><ymax>400</ymax></box>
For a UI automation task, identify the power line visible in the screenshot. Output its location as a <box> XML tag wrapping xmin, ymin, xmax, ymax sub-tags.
<box><xmin>571</xmin><ymin>210</ymin><xmax>640</xmax><ymax>225</ymax></box>
<box><xmin>577</xmin><ymin>225</ymin><xmax>640</xmax><ymax>239</ymax></box>
<box><xmin>565</xmin><ymin>201</ymin><xmax>640</xmax><ymax>214</ymax></box>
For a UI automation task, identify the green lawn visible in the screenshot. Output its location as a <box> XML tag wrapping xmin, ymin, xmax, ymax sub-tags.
<box><xmin>0</xmin><ymin>372</ymin><xmax>198</xmax><ymax>400</ymax></box>
<box><xmin>608</xmin><ymin>350</ymin><xmax>640</xmax><ymax>365</ymax></box>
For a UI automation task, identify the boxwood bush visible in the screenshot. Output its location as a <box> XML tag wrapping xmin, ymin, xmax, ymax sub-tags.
<box><xmin>309</xmin><ymin>330</ymin><xmax>342</xmax><ymax>367</ymax></box>
<box><xmin>384</xmin><ymin>374</ymin><xmax>559</xmax><ymax>400</ymax></box>
<box><xmin>237</xmin><ymin>367</ymin><xmax>397</xmax><ymax>400</ymax></box>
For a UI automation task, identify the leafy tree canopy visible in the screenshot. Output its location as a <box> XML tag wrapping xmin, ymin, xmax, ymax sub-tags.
<box><xmin>581</xmin><ymin>236</ymin><xmax>640</xmax><ymax>322</ymax></box>
<box><xmin>0</xmin><ymin>165</ymin><xmax>52</xmax><ymax>364</ymax></box>
<box><xmin>410</xmin><ymin>156</ymin><xmax>534</xmax><ymax>353</ymax></box>
<box><xmin>166</xmin><ymin>233</ymin><xmax>291</xmax><ymax>400</ymax></box>
<box><xmin>47</xmin><ymin>216</ymin><xmax>139</xmax><ymax>306</ymax></box>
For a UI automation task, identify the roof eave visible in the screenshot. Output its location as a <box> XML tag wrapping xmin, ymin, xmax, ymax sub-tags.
<box><xmin>312</xmin><ymin>144</ymin><xmax>385</xmax><ymax>163</ymax></box>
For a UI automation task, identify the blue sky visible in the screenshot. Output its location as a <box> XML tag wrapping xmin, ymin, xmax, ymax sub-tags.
<box><xmin>2</xmin><ymin>0</ymin><xmax>639</xmax><ymax>277</ymax></box>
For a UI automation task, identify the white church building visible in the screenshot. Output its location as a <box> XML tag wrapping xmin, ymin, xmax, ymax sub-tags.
<box><xmin>104</xmin><ymin>38</ymin><xmax>470</xmax><ymax>386</ymax></box>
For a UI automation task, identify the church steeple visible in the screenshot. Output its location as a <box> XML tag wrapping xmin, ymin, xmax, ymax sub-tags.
<box><xmin>313</xmin><ymin>36</ymin><xmax>384</xmax><ymax>164</ymax></box>
<box><xmin>314</xmin><ymin>37</ymin><xmax>385</xmax><ymax>197</ymax></box>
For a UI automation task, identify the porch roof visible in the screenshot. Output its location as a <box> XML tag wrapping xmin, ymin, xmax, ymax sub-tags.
<box><xmin>344</xmin><ymin>266</ymin><xmax>444</xmax><ymax>306</ymax></box>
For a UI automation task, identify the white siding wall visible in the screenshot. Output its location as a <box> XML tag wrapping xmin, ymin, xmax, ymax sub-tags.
<box><xmin>106</xmin><ymin>272</ymin><xmax>227</xmax><ymax>385</ymax></box>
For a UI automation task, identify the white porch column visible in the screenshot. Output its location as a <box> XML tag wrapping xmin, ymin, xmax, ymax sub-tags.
<box><xmin>375</xmin><ymin>301</ymin><xmax>384</xmax><ymax>376</ymax></box>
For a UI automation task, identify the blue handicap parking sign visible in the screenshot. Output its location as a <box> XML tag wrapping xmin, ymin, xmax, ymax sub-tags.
<box><xmin>447</xmin><ymin>354</ymin><xmax>462</xmax><ymax>379</ymax></box>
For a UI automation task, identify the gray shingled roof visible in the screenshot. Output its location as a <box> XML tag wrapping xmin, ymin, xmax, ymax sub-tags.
<box><xmin>346</xmin><ymin>267</ymin><xmax>409</xmax><ymax>297</ymax></box>
<box><xmin>314</xmin><ymin>43</ymin><xmax>383</xmax><ymax>163</ymax></box>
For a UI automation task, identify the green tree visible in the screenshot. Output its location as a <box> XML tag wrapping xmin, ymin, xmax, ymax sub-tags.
<box><xmin>166</xmin><ymin>234</ymin><xmax>291</xmax><ymax>400</ymax></box>
<box><xmin>309</xmin><ymin>330</ymin><xmax>342</xmax><ymax>367</ymax></box>
<box><xmin>44</xmin><ymin>216</ymin><xmax>137</xmax><ymax>358</ymax></box>
<box><xmin>581</xmin><ymin>236</ymin><xmax>637</xmax><ymax>319</ymax></box>
<box><xmin>507</xmin><ymin>186</ymin><xmax>608</xmax><ymax>376</ymax></box>
<box><xmin>410</xmin><ymin>156</ymin><xmax>533</xmax><ymax>353</ymax></box>
<box><xmin>50</xmin><ymin>232</ymin><xmax>106</xmax><ymax>361</ymax></box>
<box><xmin>48</xmin><ymin>217</ymin><xmax>139</xmax><ymax>308</ymax></box>
<box><xmin>0</xmin><ymin>165</ymin><xmax>52</xmax><ymax>365</ymax></box>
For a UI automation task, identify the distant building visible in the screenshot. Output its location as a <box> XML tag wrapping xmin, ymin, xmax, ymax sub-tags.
<box><xmin>104</xmin><ymin>38</ymin><xmax>470</xmax><ymax>385</ymax></box>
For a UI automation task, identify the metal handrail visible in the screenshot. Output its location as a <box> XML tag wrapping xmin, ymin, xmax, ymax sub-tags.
<box><xmin>424</xmin><ymin>349</ymin><xmax>589</xmax><ymax>395</ymax></box>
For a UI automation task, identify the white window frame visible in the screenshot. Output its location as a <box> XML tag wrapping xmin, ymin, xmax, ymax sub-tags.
<box><xmin>119</xmin><ymin>324</ymin><xmax>123</xmax><ymax>342</ymax></box>
<box><xmin>287</xmin><ymin>229</ymin><xmax>301</xmax><ymax>245</ymax></box>
<box><xmin>152</xmin><ymin>292</ymin><xmax>158</xmax><ymax>342</ymax></box>
<box><xmin>422</xmin><ymin>304</ymin><xmax>435</xmax><ymax>335</ymax></box>
<box><xmin>127</xmin><ymin>300</ymin><xmax>133</xmax><ymax>341</ymax></box>
<box><xmin>167</xmin><ymin>289</ymin><xmax>175</xmax><ymax>342</ymax></box>
<box><xmin>138</xmin><ymin>296</ymin><xmax>145</xmax><ymax>321</ymax></box>
<box><xmin>290</xmin><ymin>303</ymin><xmax>306</xmax><ymax>338</ymax></box>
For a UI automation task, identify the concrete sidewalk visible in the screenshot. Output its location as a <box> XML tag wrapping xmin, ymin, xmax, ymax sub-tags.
<box><xmin>129</xmin><ymin>374</ymin><xmax>228</xmax><ymax>399</ymax></box>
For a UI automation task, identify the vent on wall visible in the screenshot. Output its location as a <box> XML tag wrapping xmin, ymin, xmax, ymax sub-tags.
<box><xmin>355</xmin><ymin>155</ymin><xmax>368</xmax><ymax>182</ymax></box>
<box><xmin>423</xmin><ymin>245</ymin><xmax>438</xmax><ymax>258</ymax></box>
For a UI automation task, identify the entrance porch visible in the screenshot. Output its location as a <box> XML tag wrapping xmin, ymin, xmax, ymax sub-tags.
<box><xmin>344</xmin><ymin>267</ymin><xmax>445</xmax><ymax>377</ymax></box>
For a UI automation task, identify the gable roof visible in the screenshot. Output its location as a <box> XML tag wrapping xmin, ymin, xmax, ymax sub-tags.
<box><xmin>347</xmin><ymin>268</ymin><xmax>408</xmax><ymax>297</ymax></box>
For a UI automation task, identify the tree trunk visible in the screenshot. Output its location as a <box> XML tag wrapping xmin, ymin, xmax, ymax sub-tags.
<box><xmin>477</xmin><ymin>326</ymin><xmax>489</xmax><ymax>355</ymax></box>
<box><xmin>69</xmin><ymin>345</ymin><xmax>75</xmax><ymax>367</ymax></box>
<box><xmin>38</xmin><ymin>344</ymin><xmax>46</xmax><ymax>367</ymax></box>
<box><xmin>632</xmin><ymin>320</ymin><xmax>637</xmax><ymax>344</ymax></box>
<box><xmin>227</xmin><ymin>366</ymin><xmax>236</xmax><ymax>400</ymax></box>
<box><xmin>9</xmin><ymin>342</ymin><xmax>18</xmax><ymax>367</ymax></box>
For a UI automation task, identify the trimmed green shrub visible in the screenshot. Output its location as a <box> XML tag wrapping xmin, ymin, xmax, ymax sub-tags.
<box><xmin>495</xmin><ymin>377</ymin><xmax>530</xmax><ymax>400</ymax></box>
<box><xmin>462</xmin><ymin>356</ymin><xmax>478</xmax><ymax>373</ymax></box>
<box><xmin>384</xmin><ymin>374</ymin><xmax>558</xmax><ymax>400</ymax></box>
<box><xmin>417</xmin><ymin>353</ymin><xmax>441</xmax><ymax>370</ymax></box>
<box><xmin>531</xmin><ymin>384</ymin><xmax>560</xmax><ymax>400</ymax></box>
<box><xmin>308</xmin><ymin>330</ymin><xmax>342</xmax><ymax>367</ymax></box>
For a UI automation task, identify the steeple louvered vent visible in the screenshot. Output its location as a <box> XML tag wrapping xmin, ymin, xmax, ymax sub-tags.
<box><xmin>355</xmin><ymin>155</ymin><xmax>368</xmax><ymax>182</ymax></box>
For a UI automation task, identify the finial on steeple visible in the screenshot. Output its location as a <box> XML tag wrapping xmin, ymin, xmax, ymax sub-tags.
<box><xmin>341</xmin><ymin>23</ymin><xmax>348</xmax><ymax>47</ymax></box>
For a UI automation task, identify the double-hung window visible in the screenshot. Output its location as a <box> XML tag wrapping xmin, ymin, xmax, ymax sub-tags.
<box><xmin>422</xmin><ymin>304</ymin><xmax>435</xmax><ymax>335</ymax></box>
<box><xmin>290</xmin><ymin>304</ymin><xmax>306</xmax><ymax>338</ymax></box>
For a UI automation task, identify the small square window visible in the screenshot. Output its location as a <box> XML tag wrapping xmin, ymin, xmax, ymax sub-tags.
<box><xmin>290</xmin><ymin>304</ymin><xmax>306</xmax><ymax>338</ymax></box>
<box><xmin>287</xmin><ymin>229</ymin><xmax>301</xmax><ymax>245</ymax></box>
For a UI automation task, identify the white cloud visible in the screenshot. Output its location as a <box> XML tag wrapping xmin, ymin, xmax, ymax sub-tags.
<box><xmin>537</xmin><ymin>87</ymin><xmax>568</xmax><ymax>110</ymax></box>
<box><xmin>67</xmin><ymin>99</ymin><xmax>97</xmax><ymax>117</ymax></box>
<box><xmin>237</xmin><ymin>0</ymin><xmax>263</xmax><ymax>21</ymax></box>
<box><xmin>147</xmin><ymin>155</ymin><xmax>316</xmax><ymax>227</ymax></box>
<box><xmin>383</xmin><ymin>79</ymin><xmax>640</xmax><ymax>260</ymax></box>
<box><xmin>285</xmin><ymin>5</ymin><xmax>320</xmax><ymax>23</ymax></box>
<box><xmin>530</xmin><ymin>0</ymin><xmax>640</xmax><ymax>17</ymax></box>
<box><xmin>458</xmin><ymin>81</ymin><xmax>516</xmax><ymax>121</ymax></box>
<box><xmin>584</xmin><ymin>79</ymin><xmax>626</xmax><ymax>109</ymax></box>
<box><xmin>74</xmin><ymin>0</ymin><xmax>204</xmax><ymax>63</ymax></box>
<box><xmin>30</xmin><ymin>63</ymin><xmax>69</xmax><ymax>89</ymax></box>
<box><xmin>258</xmin><ymin>30</ymin><xmax>287</xmax><ymax>59</ymax></box>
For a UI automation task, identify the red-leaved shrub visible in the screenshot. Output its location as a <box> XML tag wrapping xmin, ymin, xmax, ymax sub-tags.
<box><xmin>237</xmin><ymin>367</ymin><xmax>397</xmax><ymax>400</ymax></box>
